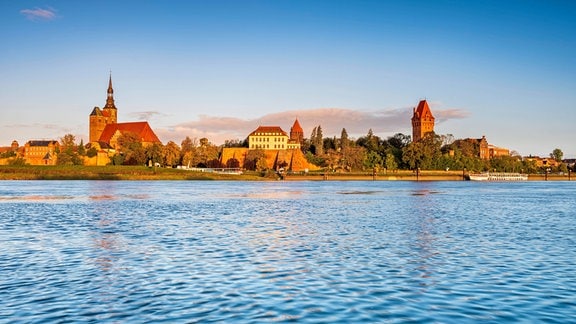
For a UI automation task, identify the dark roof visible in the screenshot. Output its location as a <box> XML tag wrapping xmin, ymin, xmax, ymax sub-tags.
<box><xmin>27</xmin><ymin>140</ymin><xmax>58</xmax><ymax>147</ymax></box>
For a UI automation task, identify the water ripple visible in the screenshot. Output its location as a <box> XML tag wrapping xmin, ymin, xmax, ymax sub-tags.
<box><xmin>0</xmin><ymin>181</ymin><xmax>575</xmax><ymax>323</ymax></box>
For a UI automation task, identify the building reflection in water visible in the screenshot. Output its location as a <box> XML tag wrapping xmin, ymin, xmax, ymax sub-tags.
<box><xmin>406</xmin><ymin>187</ymin><xmax>442</xmax><ymax>291</ymax></box>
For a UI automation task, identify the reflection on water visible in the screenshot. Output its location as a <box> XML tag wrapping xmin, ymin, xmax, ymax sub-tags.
<box><xmin>0</xmin><ymin>180</ymin><xmax>575</xmax><ymax>323</ymax></box>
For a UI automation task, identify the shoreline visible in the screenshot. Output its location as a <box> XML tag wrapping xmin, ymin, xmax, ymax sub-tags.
<box><xmin>0</xmin><ymin>166</ymin><xmax>572</xmax><ymax>181</ymax></box>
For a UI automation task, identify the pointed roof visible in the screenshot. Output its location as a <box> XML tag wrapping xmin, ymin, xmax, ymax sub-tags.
<box><xmin>98</xmin><ymin>122</ymin><xmax>161</xmax><ymax>144</ymax></box>
<box><xmin>104</xmin><ymin>74</ymin><xmax>117</xmax><ymax>109</ymax></box>
<box><xmin>90</xmin><ymin>107</ymin><xmax>112</xmax><ymax>117</ymax></box>
<box><xmin>291</xmin><ymin>118</ymin><xmax>303</xmax><ymax>132</ymax></box>
<box><xmin>90</xmin><ymin>107</ymin><xmax>102</xmax><ymax>116</ymax></box>
<box><xmin>412</xmin><ymin>100</ymin><xmax>434</xmax><ymax>120</ymax></box>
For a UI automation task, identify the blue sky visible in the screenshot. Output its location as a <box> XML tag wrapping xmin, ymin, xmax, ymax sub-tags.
<box><xmin>1</xmin><ymin>0</ymin><xmax>575</xmax><ymax>157</ymax></box>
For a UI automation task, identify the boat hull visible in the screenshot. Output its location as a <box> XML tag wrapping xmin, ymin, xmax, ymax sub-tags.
<box><xmin>468</xmin><ymin>172</ymin><xmax>528</xmax><ymax>181</ymax></box>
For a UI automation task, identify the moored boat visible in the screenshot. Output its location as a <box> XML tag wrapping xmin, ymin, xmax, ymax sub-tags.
<box><xmin>468</xmin><ymin>172</ymin><xmax>528</xmax><ymax>181</ymax></box>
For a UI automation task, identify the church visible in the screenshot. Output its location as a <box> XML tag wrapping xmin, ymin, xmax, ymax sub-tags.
<box><xmin>89</xmin><ymin>75</ymin><xmax>161</xmax><ymax>149</ymax></box>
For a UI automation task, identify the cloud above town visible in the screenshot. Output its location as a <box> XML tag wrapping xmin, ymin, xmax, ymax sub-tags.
<box><xmin>154</xmin><ymin>105</ymin><xmax>470</xmax><ymax>145</ymax></box>
<box><xmin>5</xmin><ymin>122</ymin><xmax>84</xmax><ymax>143</ymax></box>
<box><xmin>127</xmin><ymin>111</ymin><xmax>167</xmax><ymax>121</ymax></box>
<box><xmin>20</xmin><ymin>7</ymin><xmax>58</xmax><ymax>21</ymax></box>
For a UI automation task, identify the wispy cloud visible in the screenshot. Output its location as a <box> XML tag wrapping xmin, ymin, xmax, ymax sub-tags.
<box><xmin>20</xmin><ymin>7</ymin><xmax>58</xmax><ymax>21</ymax></box>
<box><xmin>5</xmin><ymin>123</ymin><xmax>84</xmax><ymax>142</ymax></box>
<box><xmin>155</xmin><ymin>106</ymin><xmax>470</xmax><ymax>145</ymax></box>
<box><xmin>127</xmin><ymin>111</ymin><xmax>167</xmax><ymax>121</ymax></box>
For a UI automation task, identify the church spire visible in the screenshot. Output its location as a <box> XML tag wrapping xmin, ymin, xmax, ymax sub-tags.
<box><xmin>104</xmin><ymin>73</ymin><xmax>116</xmax><ymax>109</ymax></box>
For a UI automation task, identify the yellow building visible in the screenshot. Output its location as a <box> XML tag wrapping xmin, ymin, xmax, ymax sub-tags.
<box><xmin>248</xmin><ymin>120</ymin><xmax>303</xmax><ymax>150</ymax></box>
<box><xmin>248</xmin><ymin>126</ymin><xmax>290</xmax><ymax>150</ymax></box>
<box><xmin>222</xmin><ymin>119</ymin><xmax>313</xmax><ymax>171</ymax></box>
<box><xmin>23</xmin><ymin>140</ymin><xmax>59</xmax><ymax>165</ymax></box>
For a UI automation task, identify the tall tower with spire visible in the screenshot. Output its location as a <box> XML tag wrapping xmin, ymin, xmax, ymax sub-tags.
<box><xmin>411</xmin><ymin>99</ymin><xmax>435</xmax><ymax>142</ymax></box>
<box><xmin>89</xmin><ymin>74</ymin><xmax>118</xmax><ymax>143</ymax></box>
<box><xmin>103</xmin><ymin>74</ymin><xmax>118</xmax><ymax>122</ymax></box>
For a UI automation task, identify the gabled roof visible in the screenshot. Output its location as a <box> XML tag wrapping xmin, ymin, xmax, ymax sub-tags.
<box><xmin>291</xmin><ymin>118</ymin><xmax>303</xmax><ymax>132</ymax></box>
<box><xmin>412</xmin><ymin>100</ymin><xmax>435</xmax><ymax>120</ymax></box>
<box><xmin>249</xmin><ymin>126</ymin><xmax>288</xmax><ymax>137</ymax></box>
<box><xmin>98</xmin><ymin>122</ymin><xmax>161</xmax><ymax>144</ymax></box>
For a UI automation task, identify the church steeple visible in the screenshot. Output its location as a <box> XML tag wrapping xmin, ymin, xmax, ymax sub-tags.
<box><xmin>104</xmin><ymin>73</ymin><xmax>116</xmax><ymax>109</ymax></box>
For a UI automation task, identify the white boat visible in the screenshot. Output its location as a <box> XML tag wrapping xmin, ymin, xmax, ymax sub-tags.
<box><xmin>468</xmin><ymin>172</ymin><xmax>528</xmax><ymax>181</ymax></box>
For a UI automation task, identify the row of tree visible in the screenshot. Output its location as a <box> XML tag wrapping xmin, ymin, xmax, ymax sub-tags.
<box><xmin>301</xmin><ymin>128</ymin><xmax>569</xmax><ymax>174</ymax></box>
<box><xmin>15</xmin><ymin>127</ymin><xmax>569</xmax><ymax>174</ymax></box>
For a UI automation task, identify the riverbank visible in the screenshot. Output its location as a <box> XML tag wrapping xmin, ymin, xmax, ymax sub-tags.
<box><xmin>1</xmin><ymin>165</ymin><xmax>572</xmax><ymax>181</ymax></box>
<box><xmin>0</xmin><ymin>165</ymin><xmax>263</xmax><ymax>181</ymax></box>
<box><xmin>285</xmin><ymin>171</ymin><xmax>573</xmax><ymax>181</ymax></box>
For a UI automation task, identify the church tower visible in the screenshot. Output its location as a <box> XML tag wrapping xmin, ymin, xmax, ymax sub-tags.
<box><xmin>411</xmin><ymin>99</ymin><xmax>435</xmax><ymax>142</ymax></box>
<box><xmin>89</xmin><ymin>75</ymin><xmax>118</xmax><ymax>143</ymax></box>
<box><xmin>103</xmin><ymin>74</ymin><xmax>118</xmax><ymax>123</ymax></box>
<box><xmin>290</xmin><ymin>118</ymin><xmax>304</xmax><ymax>146</ymax></box>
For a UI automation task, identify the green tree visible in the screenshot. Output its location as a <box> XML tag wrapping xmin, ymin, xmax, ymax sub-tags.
<box><xmin>60</xmin><ymin>134</ymin><xmax>76</xmax><ymax>149</ymax></box>
<box><xmin>245</xmin><ymin>149</ymin><xmax>267</xmax><ymax>171</ymax></box>
<box><xmin>402</xmin><ymin>142</ymin><xmax>424</xmax><ymax>170</ymax></box>
<box><xmin>363</xmin><ymin>150</ymin><xmax>383</xmax><ymax>170</ymax></box>
<box><xmin>357</xmin><ymin>129</ymin><xmax>380</xmax><ymax>153</ymax></box>
<box><xmin>162</xmin><ymin>141</ymin><xmax>181</xmax><ymax>167</ymax></box>
<box><xmin>77</xmin><ymin>139</ymin><xmax>86</xmax><ymax>155</ymax></box>
<box><xmin>551</xmin><ymin>148</ymin><xmax>563</xmax><ymax>162</ymax></box>
<box><xmin>146</xmin><ymin>142</ymin><xmax>164</xmax><ymax>166</ymax></box>
<box><xmin>195</xmin><ymin>138</ymin><xmax>219</xmax><ymax>167</ymax></box>
<box><xmin>57</xmin><ymin>133</ymin><xmax>83</xmax><ymax>165</ymax></box>
<box><xmin>385</xmin><ymin>153</ymin><xmax>398</xmax><ymax>171</ymax></box>
<box><xmin>314</xmin><ymin>125</ymin><xmax>324</xmax><ymax>155</ymax></box>
<box><xmin>0</xmin><ymin>150</ymin><xmax>16</xmax><ymax>158</ymax></box>
<box><xmin>117</xmin><ymin>132</ymin><xmax>146</xmax><ymax>165</ymax></box>
<box><xmin>341</xmin><ymin>146</ymin><xmax>366</xmax><ymax>171</ymax></box>
<box><xmin>323</xmin><ymin>137</ymin><xmax>337</xmax><ymax>151</ymax></box>
<box><xmin>8</xmin><ymin>157</ymin><xmax>27</xmax><ymax>166</ymax></box>
<box><xmin>340</xmin><ymin>128</ymin><xmax>349</xmax><ymax>151</ymax></box>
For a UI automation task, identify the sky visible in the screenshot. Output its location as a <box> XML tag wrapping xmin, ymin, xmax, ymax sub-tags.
<box><xmin>1</xmin><ymin>0</ymin><xmax>575</xmax><ymax>158</ymax></box>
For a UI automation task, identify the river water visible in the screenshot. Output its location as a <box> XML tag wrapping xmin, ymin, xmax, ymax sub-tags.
<box><xmin>1</xmin><ymin>180</ymin><xmax>575</xmax><ymax>323</ymax></box>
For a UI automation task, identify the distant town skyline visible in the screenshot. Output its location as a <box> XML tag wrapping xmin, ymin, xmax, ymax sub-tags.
<box><xmin>1</xmin><ymin>1</ymin><xmax>575</xmax><ymax>157</ymax></box>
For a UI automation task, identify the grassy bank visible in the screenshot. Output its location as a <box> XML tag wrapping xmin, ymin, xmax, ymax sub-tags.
<box><xmin>0</xmin><ymin>165</ymin><xmax>572</xmax><ymax>181</ymax></box>
<box><xmin>0</xmin><ymin>165</ymin><xmax>263</xmax><ymax>181</ymax></box>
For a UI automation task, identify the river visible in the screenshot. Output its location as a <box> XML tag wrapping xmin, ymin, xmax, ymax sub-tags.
<box><xmin>1</xmin><ymin>180</ymin><xmax>575</xmax><ymax>323</ymax></box>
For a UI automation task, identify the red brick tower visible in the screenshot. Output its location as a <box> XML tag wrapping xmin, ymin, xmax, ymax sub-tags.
<box><xmin>411</xmin><ymin>100</ymin><xmax>435</xmax><ymax>142</ymax></box>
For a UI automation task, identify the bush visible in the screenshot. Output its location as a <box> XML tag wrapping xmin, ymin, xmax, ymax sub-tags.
<box><xmin>8</xmin><ymin>158</ymin><xmax>27</xmax><ymax>166</ymax></box>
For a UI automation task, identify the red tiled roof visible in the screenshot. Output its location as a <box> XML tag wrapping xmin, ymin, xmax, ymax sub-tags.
<box><xmin>291</xmin><ymin>118</ymin><xmax>303</xmax><ymax>132</ymax></box>
<box><xmin>413</xmin><ymin>100</ymin><xmax>434</xmax><ymax>119</ymax></box>
<box><xmin>98</xmin><ymin>122</ymin><xmax>161</xmax><ymax>144</ymax></box>
<box><xmin>249</xmin><ymin>126</ymin><xmax>288</xmax><ymax>136</ymax></box>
